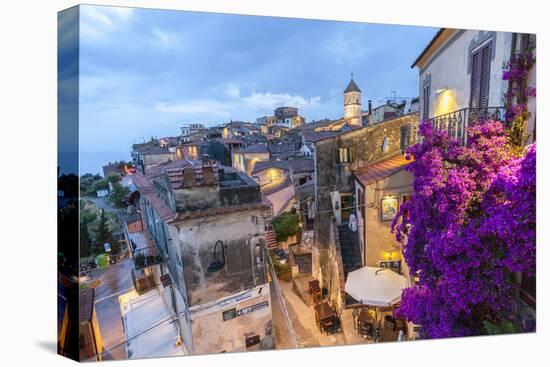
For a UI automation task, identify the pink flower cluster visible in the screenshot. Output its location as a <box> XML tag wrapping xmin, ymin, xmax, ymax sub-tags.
<box><xmin>392</xmin><ymin>121</ymin><xmax>535</xmax><ymax>338</ymax></box>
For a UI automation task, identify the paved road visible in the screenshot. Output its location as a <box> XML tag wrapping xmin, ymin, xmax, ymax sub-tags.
<box><xmin>270</xmin><ymin>277</ymin><xmax>296</xmax><ymax>350</ymax></box>
<box><xmin>271</xmin><ymin>276</ymin><xmax>348</xmax><ymax>350</ymax></box>
<box><xmin>94</xmin><ymin>258</ymin><xmax>135</xmax><ymax>360</ymax></box>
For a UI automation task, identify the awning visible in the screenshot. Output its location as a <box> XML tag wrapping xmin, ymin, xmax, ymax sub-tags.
<box><xmin>344</xmin><ymin>266</ymin><xmax>408</xmax><ymax>307</ymax></box>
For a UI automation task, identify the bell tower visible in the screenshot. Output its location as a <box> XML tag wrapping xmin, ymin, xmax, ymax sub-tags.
<box><xmin>343</xmin><ymin>73</ymin><xmax>362</xmax><ymax>126</ymax></box>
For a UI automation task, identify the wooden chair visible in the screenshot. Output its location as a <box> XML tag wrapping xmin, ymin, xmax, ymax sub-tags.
<box><xmin>309</xmin><ymin>279</ymin><xmax>321</xmax><ymax>303</ymax></box>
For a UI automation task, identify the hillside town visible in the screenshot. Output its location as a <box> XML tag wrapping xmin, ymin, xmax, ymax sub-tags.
<box><xmin>59</xmin><ymin>29</ymin><xmax>536</xmax><ymax>360</ymax></box>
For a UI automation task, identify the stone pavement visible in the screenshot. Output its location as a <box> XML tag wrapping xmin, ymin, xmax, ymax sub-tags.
<box><xmin>272</xmin><ymin>275</ymin><xmax>402</xmax><ymax>350</ymax></box>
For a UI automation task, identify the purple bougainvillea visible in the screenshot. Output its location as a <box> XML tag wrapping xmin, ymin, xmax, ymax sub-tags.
<box><xmin>392</xmin><ymin>121</ymin><xmax>535</xmax><ymax>339</ymax></box>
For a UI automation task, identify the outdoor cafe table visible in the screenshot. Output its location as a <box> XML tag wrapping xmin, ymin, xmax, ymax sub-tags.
<box><xmin>314</xmin><ymin>301</ymin><xmax>337</xmax><ymax>331</ymax></box>
<box><xmin>358</xmin><ymin>308</ymin><xmax>375</xmax><ymax>324</ymax></box>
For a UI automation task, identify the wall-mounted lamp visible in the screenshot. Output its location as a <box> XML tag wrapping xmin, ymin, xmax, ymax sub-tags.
<box><xmin>207</xmin><ymin>240</ymin><xmax>226</xmax><ymax>272</ymax></box>
<box><xmin>435</xmin><ymin>87</ymin><xmax>449</xmax><ymax>95</ymax></box>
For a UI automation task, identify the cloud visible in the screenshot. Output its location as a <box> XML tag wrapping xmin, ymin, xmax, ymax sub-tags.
<box><xmin>243</xmin><ymin>91</ymin><xmax>321</xmax><ymax>110</ymax></box>
<box><xmin>223</xmin><ymin>83</ymin><xmax>241</xmax><ymax>98</ymax></box>
<box><xmin>323</xmin><ymin>26</ymin><xmax>372</xmax><ymax>63</ymax></box>
<box><xmin>155</xmin><ymin>99</ymin><xmax>232</xmax><ymax>117</ymax></box>
<box><xmin>152</xmin><ymin>28</ymin><xmax>181</xmax><ymax>49</ymax></box>
<box><xmin>80</xmin><ymin>5</ymin><xmax>134</xmax><ymax>40</ymax></box>
<box><xmin>154</xmin><ymin>90</ymin><xmax>323</xmax><ymax>122</ymax></box>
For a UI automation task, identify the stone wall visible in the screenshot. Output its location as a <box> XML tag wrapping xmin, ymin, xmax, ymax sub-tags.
<box><xmin>357</xmin><ymin>169</ymin><xmax>413</xmax><ymax>267</ymax></box>
<box><xmin>312</xmin><ymin>114</ymin><xmax>418</xmax><ymax>302</ymax></box>
<box><xmin>174</xmin><ymin>208</ymin><xmax>270</xmax><ymax>307</ymax></box>
<box><xmin>314</xmin><ymin>114</ymin><xmax>418</xmax><ymax>251</ymax></box>
<box><xmin>188</xmin><ymin>284</ymin><xmax>272</xmax><ymax>355</ymax></box>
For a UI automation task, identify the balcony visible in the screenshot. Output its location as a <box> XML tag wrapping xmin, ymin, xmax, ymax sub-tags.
<box><xmin>133</xmin><ymin>246</ymin><xmax>165</xmax><ymax>270</ymax></box>
<box><xmin>428</xmin><ymin>106</ymin><xmax>506</xmax><ymax>145</ymax></box>
<box><xmin>127</xmin><ymin>226</ymin><xmax>166</xmax><ymax>270</ymax></box>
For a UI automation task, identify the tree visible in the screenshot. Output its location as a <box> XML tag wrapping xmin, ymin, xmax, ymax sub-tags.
<box><xmin>79</xmin><ymin>206</ymin><xmax>97</xmax><ymax>257</ymax></box>
<box><xmin>110</xmin><ymin>182</ymin><xmax>130</xmax><ymax>208</ymax></box>
<box><xmin>80</xmin><ymin>221</ymin><xmax>92</xmax><ymax>257</ymax></box>
<box><xmin>392</xmin><ymin>121</ymin><xmax>535</xmax><ymax>338</ymax></box>
<box><xmin>107</xmin><ymin>173</ymin><xmax>122</xmax><ymax>184</ymax></box>
<box><xmin>95</xmin><ymin>209</ymin><xmax>112</xmax><ymax>249</ymax></box>
<box><xmin>92</xmin><ymin>179</ymin><xmax>109</xmax><ymax>192</ymax></box>
<box><xmin>80</xmin><ymin>174</ymin><xmax>103</xmax><ymax>196</ymax></box>
<box><xmin>272</xmin><ymin>212</ymin><xmax>300</xmax><ymax>242</ymax></box>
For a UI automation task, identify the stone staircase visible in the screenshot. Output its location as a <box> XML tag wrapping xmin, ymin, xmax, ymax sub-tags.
<box><xmin>338</xmin><ymin>224</ymin><xmax>362</xmax><ymax>279</ymax></box>
<box><xmin>294</xmin><ymin>253</ymin><xmax>312</xmax><ymax>275</ymax></box>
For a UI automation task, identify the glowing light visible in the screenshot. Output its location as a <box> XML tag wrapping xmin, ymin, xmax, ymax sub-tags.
<box><xmin>434</xmin><ymin>89</ymin><xmax>457</xmax><ymax>116</ymax></box>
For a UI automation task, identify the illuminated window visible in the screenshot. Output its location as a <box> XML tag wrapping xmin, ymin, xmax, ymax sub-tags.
<box><xmin>400</xmin><ymin>126</ymin><xmax>410</xmax><ymax>152</ymax></box>
<box><xmin>381</xmin><ymin>137</ymin><xmax>389</xmax><ymax>152</ymax></box>
<box><xmin>335</xmin><ymin>147</ymin><xmax>353</xmax><ymax>163</ymax></box>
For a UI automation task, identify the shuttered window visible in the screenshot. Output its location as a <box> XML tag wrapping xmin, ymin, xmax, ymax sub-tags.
<box><xmin>335</xmin><ymin>147</ymin><xmax>353</xmax><ymax>163</ymax></box>
<box><xmin>400</xmin><ymin>125</ymin><xmax>410</xmax><ymax>152</ymax></box>
<box><xmin>422</xmin><ymin>84</ymin><xmax>430</xmax><ymax>120</ymax></box>
<box><xmin>470</xmin><ymin>43</ymin><xmax>491</xmax><ymax>109</ymax></box>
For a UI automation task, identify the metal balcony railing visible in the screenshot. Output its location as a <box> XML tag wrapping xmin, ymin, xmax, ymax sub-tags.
<box><xmin>132</xmin><ymin>246</ymin><xmax>165</xmax><ymax>270</ymax></box>
<box><xmin>428</xmin><ymin>106</ymin><xmax>506</xmax><ymax>145</ymax></box>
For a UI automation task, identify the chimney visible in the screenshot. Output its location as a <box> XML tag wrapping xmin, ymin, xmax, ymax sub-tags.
<box><xmin>367</xmin><ymin>100</ymin><xmax>373</xmax><ymax>126</ymax></box>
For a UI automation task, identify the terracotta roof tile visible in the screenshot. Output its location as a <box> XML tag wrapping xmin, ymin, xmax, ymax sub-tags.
<box><xmin>355</xmin><ymin>155</ymin><xmax>412</xmax><ymax>186</ymax></box>
<box><xmin>252</xmin><ymin>158</ymin><xmax>314</xmax><ymax>175</ymax></box>
<box><xmin>235</xmin><ymin>144</ymin><xmax>269</xmax><ymax>154</ymax></box>
<box><xmin>261</xmin><ymin>177</ymin><xmax>293</xmax><ymax>196</ymax></box>
<box><xmin>217</xmin><ymin>138</ymin><xmax>244</xmax><ymax>145</ymax></box>
<box><xmin>79</xmin><ymin>288</ymin><xmax>94</xmax><ymax>322</ymax></box>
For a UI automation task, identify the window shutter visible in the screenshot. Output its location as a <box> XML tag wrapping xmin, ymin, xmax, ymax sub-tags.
<box><xmin>470</xmin><ymin>49</ymin><xmax>481</xmax><ymax>109</ymax></box>
<box><xmin>479</xmin><ymin>44</ymin><xmax>491</xmax><ymax>108</ymax></box>
<box><xmin>349</xmin><ymin>148</ymin><xmax>354</xmax><ymax>163</ymax></box>
<box><xmin>422</xmin><ymin>84</ymin><xmax>430</xmax><ymax>120</ymax></box>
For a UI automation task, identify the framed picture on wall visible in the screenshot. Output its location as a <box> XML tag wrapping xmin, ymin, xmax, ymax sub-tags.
<box><xmin>381</xmin><ymin>196</ymin><xmax>399</xmax><ymax>221</ymax></box>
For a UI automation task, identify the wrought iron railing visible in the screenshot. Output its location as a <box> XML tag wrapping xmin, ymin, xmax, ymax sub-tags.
<box><xmin>428</xmin><ymin>107</ymin><xmax>506</xmax><ymax>145</ymax></box>
<box><xmin>132</xmin><ymin>246</ymin><xmax>165</xmax><ymax>270</ymax></box>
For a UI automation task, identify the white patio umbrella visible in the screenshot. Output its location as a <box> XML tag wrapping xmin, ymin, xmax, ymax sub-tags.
<box><xmin>344</xmin><ymin>266</ymin><xmax>408</xmax><ymax>307</ymax></box>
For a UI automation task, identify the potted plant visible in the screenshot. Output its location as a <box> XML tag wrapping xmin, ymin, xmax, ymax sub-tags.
<box><xmin>134</xmin><ymin>252</ymin><xmax>145</xmax><ymax>267</ymax></box>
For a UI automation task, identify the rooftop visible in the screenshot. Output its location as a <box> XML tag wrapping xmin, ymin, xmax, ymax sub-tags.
<box><xmin>355</xmin><ymin>154</ymin><xmax>412</xmax><ymax>186</ymax></box>
<box><xmin>410</xmin><ymin>28</ymin><xmax>458</xmax><ymax>68</ymax></box>
<box><xmin>216</xmin><ymin>137</ymin><xmax>244</xmax><ymax>145</ymax></box>
<box><xmin>121</xmin><ymin>290</ymin><xmax>185</xmax><ymax>359</ymax></box>
<box><xmin>134</xmin><ymin>145</ymin><xmax>172</xmax><ymax>155</ymax></box>
<box><xmin>79</xmin><ymin>287</ymin><xmax>95</xmax><ymax>322</ymax></box>
<box><xmin>252</xmin><ymin>158</ymin><xmax>314</xmax><ymax>175</ymax></box>
<box><xmin>344</xmin><ymin>77</ymin><xmax>361</xmax><ymax>93</ymax></box>
<box><xmin>235</xmin><ymin>143</ymin><xmax>269</xmax><ymax>154</ymax></box>
<box><xmin>132</xmin><ymin>159</ymin><xmax>266</xmax><ymax>222</ymax></box>
<box><xmin>292</xmin><ymin>118</ymin><xmax>336</xmax><ymax>132</ymax></box>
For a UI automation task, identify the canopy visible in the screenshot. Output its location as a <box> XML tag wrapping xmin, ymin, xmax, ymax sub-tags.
<box><xmin>344</xmin><ymin>266</ymin><xmax>408</xmax><ymax>307</ymax></box>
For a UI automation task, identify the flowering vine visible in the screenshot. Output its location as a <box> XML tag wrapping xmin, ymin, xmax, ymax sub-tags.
<box><xmin>392</xmin><ymin>121</ymin><xmax>535</xmax><ymax>338</ymax></box>
<box><xmin>502</xmin><ymin>45</ymin><xmax>536</xmax><ymax>149</ymax></box>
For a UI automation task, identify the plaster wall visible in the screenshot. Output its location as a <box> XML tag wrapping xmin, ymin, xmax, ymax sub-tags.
<box><xmin>419</xmin><ymin>30</ymin><xmax>513</xmax><ymax>118</ymax></box>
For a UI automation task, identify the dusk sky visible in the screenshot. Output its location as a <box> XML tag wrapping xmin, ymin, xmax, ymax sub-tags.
<box><xmin>76</xmin><ymin>5</ymin><xmax>437</xmax><ymax>174</ymax></box>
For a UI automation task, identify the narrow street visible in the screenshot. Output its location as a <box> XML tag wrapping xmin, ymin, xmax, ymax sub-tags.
<box><xmin>93</xmin><ymin>258</ymin><xmax>135</xmax><ymax>360</ymax></box>
<box><xmin>270</xmin><ymin>267</ymin><xmax>349</xmax><ymax>350</ymax></box>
